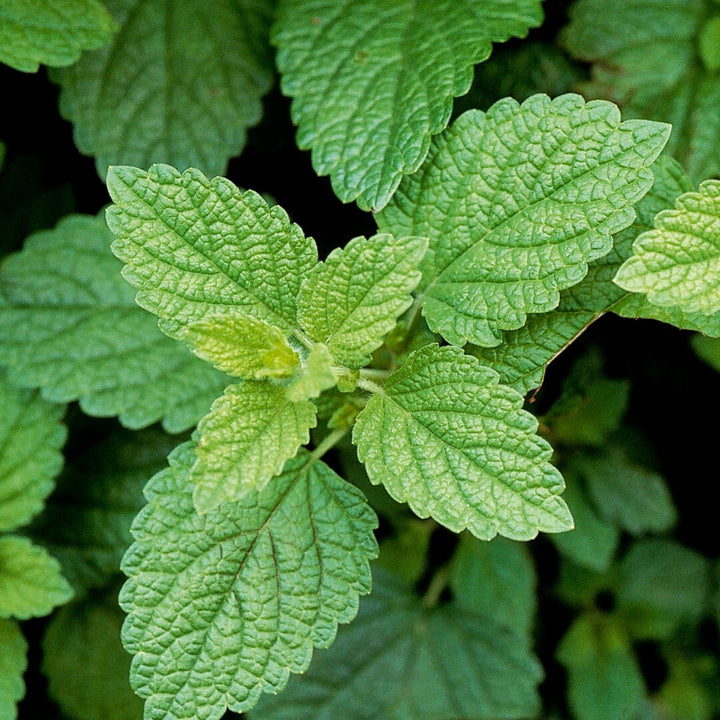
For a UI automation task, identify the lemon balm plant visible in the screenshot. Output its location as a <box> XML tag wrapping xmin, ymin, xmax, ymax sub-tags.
<box><xmin>2</xmin><ymin>1</ymin><xmax>720</xmax><ymax>720</ymax></box>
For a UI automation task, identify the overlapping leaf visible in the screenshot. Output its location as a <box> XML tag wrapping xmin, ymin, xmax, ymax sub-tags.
<box><xmin>297</xmin><ymin>234</ymin><xmax>426</xmax><ymax>367</ymax></box>
<box><xmin>0</xmin><ymin>0</ymin><xmax>115</xmax><ymax>73</ymax></box>
<box><xmin>191</xmin><ymin>383</ymin><xmax>317</xmax><ymax>513</ymax></box>
<box><xmin>273</xmin><ymin>0</ymin><xmax>543</xmax><ymax>210</ymax></box>
<box><xmin>0</xmin><ymin>373</ymin><xmax>66</xmax><ymax>532</ymax></box>
<box><xmin>377</xmin><ymin>94</ymin><xmax>669</xmax><ymax>347</ymax></box>
<box><xmin>0</xmin><ymin>619</ymin><xmax>27</xmax><ymax>720</ymax></box>
<box><xmin>251</xmin><ymin>569</ymin><xmax>542</xmax><ymax>720</ymax></box>
<box><xmin>0</xmin><ymin>213</ymin><xmax>228</xmax><ymax>432</ymax></box>
<box><xmin>615</xmin><ymin>181</ymin><xmax>720</xmax><ymax>316</ymax></box>
<box><xmin>106</xmin><ymin>165</ymin><xmax>317</xmax><ymax>337</ymax></box>
<box><xmin>55</xmin><ymin>0</ymin><xmax>274</xmax><ymax>177</ymax></box>
<box><xmin>562</xmin><ymin>0</ymin><xmax>720</xmax><ymax>184</ymax></box>
<box><xmin>120</xmin><ymin>443</ymin><xmax>377</xmax><ymax>719</ymax></box>
<box><xmin>353</xmin><ymin>344</ymin><xmax>573</xmax><ymax>540</ymax></box>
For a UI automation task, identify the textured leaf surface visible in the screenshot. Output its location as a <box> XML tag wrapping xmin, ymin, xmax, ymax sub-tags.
<box><xmin>106</xmin><ymin>165</ymin><xmax>317</xmax><ymax>336</ymax></box>
<box><xmin>377</xmin><ymin>94</ymin><xmax>670</xmax><ymax>346</ymax></box>
<box><xmin>184</xmin><ymin>313</ymin><xmax>300</xmax><ymax>379</ymax></box>
<box><xmin>27</xmin><ymin>427</ymin><xmax>174</xmax><ymax>594</ymax></box>
<box><xmin>0</xmin><ymin>214</ymin><xmax>228</xmax><ymax>432</ymax></box>
<box><xmin>120</xmin><ymin>443</ymin><xmax>377</xmax><ymax>719</ymax></box>
<box><xmin>0</xmin><ymin>373</ymin><xmax>66</xmax><ymax>533</ymax></box>
<box><xmin>562</xmin><ymin>0</ymin><xmax>720</xmax><ymax>184</ymax></box>
<box><xmin>43</xmin><ymin>592</ymin><xmax>143</xmax><ymax>720</ymax></box>
<box><xmin>615</xmin><ymin>181</ymin><xmax>720</xmax><ymax>316</ymax></box>
<box><xmin>55</xmin><ymin>0</ymin><xmax>274</xmax><ymax>177</ymax></box>
<box><xmin>0</xmin><ymin>535</ymin><xmax>73</xmax><ymax>619</ymax></box>
<box><xmin>557</xmin><ymin>613</ymin><xmax>645</xmax><ymax>720</ymax></box>
<box><xmin>192</xmin><ymin>383</ymin><xmax>317</xmax><ymax>513</ymax></box>
<box><xmin>0</xmin><ymin>619</ymin><xmax>27</xmax><ymax>720</ymax></box>
<box><xmin>273</xmin><ymin>0</ymin><xmax>543</xmax><ymax>210</ymax></box>
<box><xmin>251</xmin><ymin>569</ymin><xmax>542</xmax><ymax>720</ymax></box>
<box><xmin>0</xmin><ymin>0</ymin><xmax>115</xmax><ymax>73</ymax></box>
<box><xmin>353</xmin><ymin>344</ymin><xmax>572</xmax><ymax>540</ymax></box>
<box><xmin>298</xmin><ymin>234</ymin><xmax>426</xmax><ymax>367</ymax></box>
<box><xmin>285</xmin><ymin>344</ymin><xmax>337</xmax><ymax>402</ymax></box>
<box><xmin>450</xmin><ymin>535</ymin><xmax>536</xmax><ymax>638</ymax></box>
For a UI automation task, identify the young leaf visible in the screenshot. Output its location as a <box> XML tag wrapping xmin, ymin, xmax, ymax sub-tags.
<box><xmin>0</xmin><ymin>619</ymin><xmax>27</xmax><ymax>720</ymax></box>
<box><xmin>0</xmin><ymin>535</ymin><xmax>73</xmax><ymax>619</ymax></box>
<box><xmin>615</xmin><ymin>181</ymin><xmax>720</xmax><ymax>316</ymax></box>
<box><xmin>0</xmin><ymin>213</ymin><xmax>229</xmax><ymax>433</ymax></box>
<box><xmin>42</xmin><ymin>591</ymin><xmax>143</xmax><ymax>720</ymax></box>
<box><xmin>251</xmin><ymin>569</ymin><xmax>542</xmax><ymax>720</ymax></box>
<box><xmin>561</xmin><ymin>0</ymin><xmax>720</xmax><ymax>184</ymax></box>
<box><xmin>285</xmin><ymin>344</ymin><xmax>338</xmax><ymax>402</ymax></box>
<box><xmin>297</xmin><ymin>234</ymin><xmax>426</xmax><ymax>368</ymax></box>
<box><xmin>55</xmin><ymin>0</ymin><xmax>274</xmax><ymax>177</ymax></box>
<box><xmin>120</xmin><ymin>443</ymin><xmax>377</xmax><ymax>719</ymax></box>
<box><xmin>0</xmin><ymin>373</ymin><xmax>66</xmax><ymax>533</ymax></box>
<box><xmin>106</xmin><ymin>165</ymin><xmax>317</xmax><ymax>336</ymax></box>
<box><xmin>191</xmin><ymin>383</ymin><xmax>317</xmax><ymax>513</ymax></box>
<box><xmin>273</xmin><ymin>0</ymin><xmax>543</xmax><ymax>210</ymax></box>
<box><xmin>377</xmin><ymin>94</ymin><xmax>670</xmax><ymax>346</ymax></box>
<box><xmin>184</xmin><ymin>313</ymin><xmax>301</xmax><ymax>379</ymax></box>
<box><xmin>0</xmin><ymin>0</ymin><xmax>115</xmax><ymax>73</ymax></box>
<box><xmin>353</xmin><ymin>344</ymin><xmax>573</xmax><ymax>540</ymax></box>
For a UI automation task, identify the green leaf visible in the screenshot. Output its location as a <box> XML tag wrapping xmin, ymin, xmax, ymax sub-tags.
<box><xmin>251</xmin><ymin>569</ymin><xmax>542</xmax><ymax>720</ymax></box>
<box><xmin>285</xmin><ymin>344</ymin><xmax>338</xmax><ymax>402</ymax></box>
<box><xmin>120</xmin><ymin>442</ymin><xmax>377</xmax><ymax>719</ymax></box>
<box><xmin>0</xmin><ymin>373</ymin><xmax>66</xmax><ymax>533</ymax></box>
<box><xmin>377</xmin><ymin>94</ymin><xmax>670</xmax><ymax>347</ymax></box>
<box><xmin>353</xmin><ymin>344</ymin><xmax>573</xmax><ymax>540</ymax></box>
<box><xmin>557</xmin><ymin>612</ymin><xmax>645</xmax><ymax>720</ymax></box>
<box><xmin>191</xmin><ymin>383</ymin><xmax>317</xmax><ymax>513</ymax></box>
<box><xmin>26</xmin><ymin>426</ymin><xmax>174</xmax><ymax>594</ymax></box>
<box><xmin>55</xmin><ymin>0</ymin><xmax>274</xmax><ymax>177</ymax></box>
<box><xmin>273</xmin><ymin>0</ymin><xmax>543</xmax><ymax>210</ymax></box>
<box><xmin>106</xmin><ymin>165</ymin><xmax>317</xmax><ymax>336</ymax></box>
<box><xmin>699</xmin><ymin>16</ymin><xmax>720</xmax><ymax>72</ymax></box>
<box><xmin>376</xmin><ymin>519</ymin><xmax>432</xmax><ymax>586</ymax></box>
<box><xmin>297</xmin><ymin>234</ymin><xmax>426</xmax><ymax>368</ymax></box>
<box><xmin>450</xmin><ymin>534</ymin><xmax>536</xmax><ymax>638</ymax></box>
<box><xmin>0</xmin><ymin>619</ymin><xmax>27</xmax><ymax>720</ymax></box>
<box><xmin>0</xmin><ymin>213</ymin><xmax>229</xmax><ymax>433</ymax></box>
<box><xmin>692</xmin><ymin>335</ymin><xmax>720</xmax><ymax>372</ymax></box>
<box><xmin>42</xmin><ymin>591</ymin><xmax>143</xmax><ymax>720</ymax></box>
<box><xmin>0</xmin><ymin>0</ymin><xmax>115</xmax><ymax>73</ymax></box>
<box><xmin>615</xmin><ymin>181</ymin><xmax>720</xmax><ymax>316</ymax></box>
<box><xmin>0</xmin><ymin>535</ymin><xmax>73</xmax><ymax>619</ymax></box>
<box><xmin>184</xmin><ymin>313</ymin><xmax>301</xmax><ymax>379</ymax></box>
<box><xmin>561</xmin><ymin>0</ymin><xmax>720</xmax><ymax>184</ymax></box>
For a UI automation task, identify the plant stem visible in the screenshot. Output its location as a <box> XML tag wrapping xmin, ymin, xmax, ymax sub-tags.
<box><xmin>306</xmin><ymin>427</ymin><xmax>348</xmax><ymax>466</ymax></box>
<box><xmin>421</xmin><ymin>564</ymin><xmax>451</xmax><ymax>610</ymax></box>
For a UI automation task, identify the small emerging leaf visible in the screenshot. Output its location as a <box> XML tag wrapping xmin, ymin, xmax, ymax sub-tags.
<box><xmin>285</xmin><ymin>344</ymin><xmax>337</xmax><ymax>402</ymax></box>
<box><xmin>192</xmin><ymin>383</ymin><xmax>317</xmax><ymax>513</ymax></box>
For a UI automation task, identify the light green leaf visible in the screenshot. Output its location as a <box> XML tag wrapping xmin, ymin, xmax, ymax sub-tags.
<box><xmin>191</xmin><ymin>383</ymin><xmax>317</xmax><ymax>513</ymax></box>
<box><xmin>0</xmin><ymin>0</ymin><xmax>115</xmax><ymax>73</ymax></box>
<box><xmin>557</xmin><ymin>612</ymin><xmax>645</xmax><ymax>720</ymax></box>
<box><xmin>615</xmin><ymin>181</ymin><xmax>720</xmax><ymax>316</ymax></box>
<box><xmin>377</xmin><ymin>94</ymin><xmax>670</xmax><ymax>347</ymax></box>
<box><xmin>55</xmin><ymin>0</ymin><xmax>274</xmax><ymax>177</ymax></box>
<box><xmin>0</xmin><ymin>213</ymin><xmax>229</xmax><ymax>433</ymax></box>
<box><xmin>120</xmin><ymin>443</ymin><xmax>377</xmax><ymax>719</ymax></box>
<box><xmin>106</xmin><ymin>165</ymin><xmax>317</xmax><ymax>337</ymax></box>
<box><xmin>450</xmin><ymin>534</ymin><xmax>536</xmax><ymax>638</ymax></box>
<box><xmin>298</xmin><ymin>234</ymin><xmax>426</xmax><ymax>368</ymax></box>
<box><xmin>561</xmin><ymin>0</ymin><xmax>720</xmax><ymax>184</ymax></box>
<box><xmin>285</xmin><ymin>344</ymin><xmax>338</xmax><ymax>402</ymax></box>
<box><xmin>184</xmin><ymin>312</ymin><xmax>300</xmax><ymax>379</ymax></box>
<box><xmin>0</xmin><ymin>619</ymin><xmax>27</xmax><ymax>720</ymax></box>
<box><xmin>42</xmin><ymin>591</ymin><xmax>143</xmax><ymax>720</ymax></box>
<box><xmin>353</xmin><ymin>344</ymin><xmax>573</xmax><ymax>540</ymax></box>
<box><xmin>273</xmin><ymin>0</ymin><xmax>543</xmax><ymax>210</ymax></box>
<box><xmin>0</xmin><ymin>535</ymin><xmax>73</xmax><ymax>619</ymax></box>
<box><xmin>0</xmin><ymin>373</ymin><xmax>66</xmax><ymax>533</ymax></box>
<box><xmin>26</xmin><ymin>426</ymin><xmax>174</xmax><ymax>594</ymax></box>
<box><xmin>251</xmin><ymin>569</ymin><xmax>542</xmax><ymax>720</ymax></box>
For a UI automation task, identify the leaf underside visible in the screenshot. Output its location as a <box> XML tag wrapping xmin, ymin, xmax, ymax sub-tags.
<box><xmin>120</xmin><ymin>443</ymin><xmax>377</xmax><ymax>720</ymax></box>
<box><xmin>273</xmin><ymin>0</ymin><xmax>543</xmax><ymax>210</ymax></box>
<box><xmin>377</xmin><ymin>93</ymin><xmax>670</xmax><ymax>347</ymax></box>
